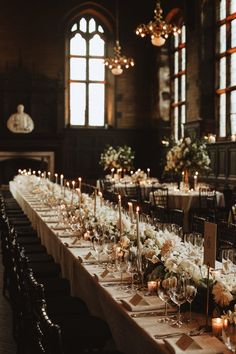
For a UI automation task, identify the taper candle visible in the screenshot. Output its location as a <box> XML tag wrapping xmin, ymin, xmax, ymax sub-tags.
<box><xmin>136</xmin><ymin>206</ymin><xmax>140</xmax><ymax>250</ymax></box>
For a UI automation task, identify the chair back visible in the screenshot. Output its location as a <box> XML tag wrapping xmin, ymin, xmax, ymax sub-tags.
<box><xmin>199</xmin><ymin>188</ymin><xmax>216</xmax><ymax>209</ymax></box>
<box><xmin>151</xmin><ymin>187</ymin><xmax>169</xmax><ymax>208</ymax></box>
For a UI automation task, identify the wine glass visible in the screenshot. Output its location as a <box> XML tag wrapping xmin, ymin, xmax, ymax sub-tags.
<box><xmin>157</xmin><ymin>278</ymin><xmax>171</xmax><ymax>323</ymax></box>
<box><xmin>222</xmin><ymin>249</ymin><xmax>234</xmax><ymax>274</ymax></box>
<box><xmin>92</xmin><ymin>235</ymin><xmax>105</xmax><ymax>265</ymax></box>
<box><xmin>116</xmin><ymin>249</ymin><xmax>129</xmax><ymax>289</ymax></box>
<box><xmin>169</xmin><ymin>275</ymin><xmax>187</xmax><ymax>327</ymax></box>
<box><xmin>185</xmin><ymin>277</ymin><xmax>197</xmax><ymax>323</ymax></box>
<box><xmin>126</xmin><ymin>251</ymin><xmax>139</xmax><ymax>294</ymax></box>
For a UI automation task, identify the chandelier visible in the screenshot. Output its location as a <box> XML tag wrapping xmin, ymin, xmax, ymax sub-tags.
<box><xmin>104</xmin><ymin>0</ymin><xmax>134</xmax><ymax>75</ymax></box>
<box><xmin>136</xmin><ymin>0</ymin><xmax>181</xmax><ymax>47</ymax></box>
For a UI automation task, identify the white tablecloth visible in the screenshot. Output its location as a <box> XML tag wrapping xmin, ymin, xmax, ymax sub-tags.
<box><xmin>9</xmin><ymin>181</ymin><xmax>229</xmax><ymax>354</ymax></box>
<box><xmin>150</xmin><ymin>189</ymin><xmax>225</xmax><ymax>232</ymax></box>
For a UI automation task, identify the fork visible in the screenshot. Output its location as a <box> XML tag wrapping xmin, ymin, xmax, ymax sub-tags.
<box><xmin>154</xmin><ymin>327</ymin><xmax>205</xmax><ymax>339</ymax></box>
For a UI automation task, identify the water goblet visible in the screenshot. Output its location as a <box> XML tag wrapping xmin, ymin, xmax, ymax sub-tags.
<box><xmin>157</xmin><ymin>278</ymin><xmax>171</xmax><ymax>323</ymax></box>
<box><xmin>169</xmin><ymin>275</ymin><xmax>187</xmax><ymax>327</ymax></box>
<box><xmin>185</xmin><ymin>278</ymin><xmax>197</xmax><ymax>323</ymax></box>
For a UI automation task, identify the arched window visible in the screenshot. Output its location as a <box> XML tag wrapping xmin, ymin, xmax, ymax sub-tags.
<box><xmin>66</xmin><ymin>15</ymin><xmax>108</xmax><ymax>127</ymax></box>
<box><xmin>216</xmin><ymin>0</ymin><xmax>236</xmax><ymax>137</ymax></box>
<box><xmin>170</xmin><ymin>25</ymin><xmax>186</xmax><ymax>141</ymax></box>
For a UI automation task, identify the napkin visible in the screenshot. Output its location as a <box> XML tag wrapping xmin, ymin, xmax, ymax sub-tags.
<box><xmin>94</xmin><ymin>271</ymin><xmax>132</xmax><ymax>283</ymax></box>
<box><xmin>164</xmin><ymin>336</ymin><xmax>224</xmax><ymax>354</ymax></box>
<box><xmin>121</xmin><ymin>295</ymin><xmax>165</xmax><ymax>312</ymax></box>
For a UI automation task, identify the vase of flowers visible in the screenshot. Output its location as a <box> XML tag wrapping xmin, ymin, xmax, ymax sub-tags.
<box><xmin>99</xmin><ymin>144</ymin><xmax>135</xmax><ymax>173</ymax></box>
<box><xmin>164</xmin><ymin>137</ymin><xmax>211</xmax><ymax>186</ymax></box>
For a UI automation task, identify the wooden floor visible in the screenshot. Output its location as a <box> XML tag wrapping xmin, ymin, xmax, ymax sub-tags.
<box><xmin>0</xmin><ymin>250</ymin><xmax>17</xmax><ymax>353</ymax></box>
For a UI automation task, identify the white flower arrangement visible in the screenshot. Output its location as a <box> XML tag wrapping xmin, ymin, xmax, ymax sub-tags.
<box><xmin>100</xmin><ymin>144</ymin><xmax>135</xmax><ymax>171</ymax></box>
<box><xmin>165</xmin><ymin>137</ymin><xmax>211</xmax><ymax>174</ymax></box>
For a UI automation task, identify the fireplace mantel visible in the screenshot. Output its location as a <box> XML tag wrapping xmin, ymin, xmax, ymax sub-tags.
<box><xmin>0</xmin><ymin>151</ymin><xmax>54</xmax><ymax>174</ymax></box>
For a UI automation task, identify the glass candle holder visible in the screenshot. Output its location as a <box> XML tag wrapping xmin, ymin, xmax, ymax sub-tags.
<box><xmin>147</xmin><ymin>281</ymin><xmax>157</xmax><ymax>295</ymax></box>
<box><xmin>212</xmin><ymin>318</ymin><xmax>223</xmax><ymax>338</ymax></box>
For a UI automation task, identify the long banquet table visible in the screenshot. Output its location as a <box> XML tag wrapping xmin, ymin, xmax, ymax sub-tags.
<box><xmin>9</xmin><ymin>180</ymin><xmax>229</xmax><ymax>354</ymax></box>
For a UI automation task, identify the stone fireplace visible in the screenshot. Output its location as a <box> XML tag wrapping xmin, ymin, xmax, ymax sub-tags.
<box><xmin>0</xmin><ymin>151</ymin><xmax>54</xmax><ymax>185</ymax></box>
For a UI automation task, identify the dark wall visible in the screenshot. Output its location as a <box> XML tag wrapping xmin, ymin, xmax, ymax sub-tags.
<box><xmin>0</xmin><ymin>0</ymin><xmax>232</xmax><ymax>189</ymax></box>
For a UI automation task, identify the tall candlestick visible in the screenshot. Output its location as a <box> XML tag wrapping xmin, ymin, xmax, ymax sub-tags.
<box><xmin>128</xmin><ymin>202</ymin><xmax>134</xmax><ymax>223</ymax></box>
<box><xmin>181</xmin><ymin>171</ymin><xmax>184</xmax><ymax>183</ymax></box>
<box><xmin>48</xmin><ymin>172</ymin><xmax>51</xmax><ymax>181</ymax></box>
<box><xmin>32</xmin><ymin>170</ymin><xmax>36</xmax><ymax>175</ymax></box>
<box><xmin>94</xmin><ymin>188</ymin><xmax>97</xmax><ymax>216</ymax></box>
<box><xmin>60</xmin><ymin>174</ymin><xmax>64</xmax><ymax>187</ymax></box>
<box><xmin>118</xmin><ymin>195</ymin><xmax>122</xmax><ymax>238</ymax></box>
<box><xmin>147</xmin><ymin>168</ymin><xmax>150</xmax><ymax>179</ymax></box>
<box><xmin>136</xmin><ymin>206</ymin><xmax>140</xmax><ymax>250</ymax></box>
<box><xmin>78</xmin><ymin>177</ymin><xmax>82</xmax><ymax>190</ymax></box>
<box><xmin>38</xmin><ymin>170</ymin><xmax>41</xmax><ymax>177</ymax></box>
<box><xmin>194</xmin><ymin>175</ymin><xmax>197</xmax><ymax>191</ymax></box>
<box><xmin>72</xmin><ymin>180</ymin><xmax>75</xmax><ymax>189</ymax></box>
<box><xmin>111</xmin><ymin>168</ymin><xmax>114</xmax><ymax>178</ymax></box>
<box><xmin>98</xmin><ymin>191</ymin><xmax>103</xmax><ymax>207</ymax></box>
<box><xmin>55</xmin><ymin>173</ymin><xmax>58</xmax><ymax>184</ymax></box>
<box><xmin>76</xmin><ymin>188</ymin><xmax>81</xmax><ymax>208</ymax></box>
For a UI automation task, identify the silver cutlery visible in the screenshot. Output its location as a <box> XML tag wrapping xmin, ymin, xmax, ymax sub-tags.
<box><xmin>131</xmin><ymin>311</ymin><xmax>176</xmax><ymax>318</ymax></box>
<box><xmin>154</xmin><ymin>327</ymin><xmax>205</xmax><ymax>339</ymax></box>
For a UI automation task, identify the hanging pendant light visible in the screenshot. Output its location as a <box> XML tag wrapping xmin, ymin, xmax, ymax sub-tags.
<box><xmin>136</xmin><ymin>0</ymin><xmax>181</xmax><ymax>46</ymax></box>
<box><xmin>104</xmin><ymin>0</ymin><xmax>134</xmax><ymax>75</ymax></box>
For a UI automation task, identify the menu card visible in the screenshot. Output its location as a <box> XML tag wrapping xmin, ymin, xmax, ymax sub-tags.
<box><xmin>204</xmin><ymin>221</ymin><xmax>217</xmax><ymax>268</ymax></box>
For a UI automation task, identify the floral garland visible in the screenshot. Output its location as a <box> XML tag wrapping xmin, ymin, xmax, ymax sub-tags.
<box><xmin>15</xmin><ymin>173</ymin><xmax>236</xmax><ymax>314</ymax></box>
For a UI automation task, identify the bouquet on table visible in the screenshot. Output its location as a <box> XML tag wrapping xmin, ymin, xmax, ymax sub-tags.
<box><xmin>99</xmin><ymin>144</ymin><xmax>135</xmax><ymax>172</ymax></box>
<box><xmin>164</xmin><ymin>136</ymin><xmax>211</xmax><ymax>175</ymax></box>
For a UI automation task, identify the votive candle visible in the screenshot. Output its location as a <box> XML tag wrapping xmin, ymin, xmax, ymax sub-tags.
<box><xmin>147</xmin><ymin>281</ymin><xmax>157</xmax><ymax>295</ymax></box>
<box><xmin>212</xmin><ymin>318</ymin><xmax>223</xmax><ymax>338</ymax></box>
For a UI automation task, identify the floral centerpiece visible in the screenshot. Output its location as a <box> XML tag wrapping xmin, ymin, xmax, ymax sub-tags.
<box><xmin>164</xmin><ymin>137</ymin><xmax>211</xmax><ymax>175</ymax></box>
<box><xmin>99</xmin><ymin>144</ymin><xmax>135</xmax><ymax>172</ymax></box>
